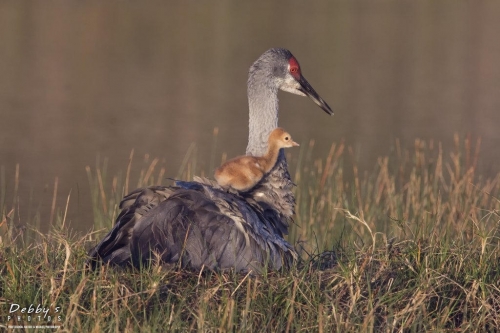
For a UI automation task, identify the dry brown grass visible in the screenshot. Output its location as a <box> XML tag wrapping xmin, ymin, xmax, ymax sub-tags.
<box><xmin>1</xmin><ymin>135</ymin><xmax>499</xmax><ymax>332</ymax></box>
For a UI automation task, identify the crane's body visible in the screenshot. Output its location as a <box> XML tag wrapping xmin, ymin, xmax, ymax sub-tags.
<box><xmin>88</xmin><ymin>48</ymin><xmax>332</xmax><ymax>273</ymax></box>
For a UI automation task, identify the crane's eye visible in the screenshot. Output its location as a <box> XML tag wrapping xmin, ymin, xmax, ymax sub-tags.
<box><xmin>289</xmin><ymin>57</ymin><xmax>301</xmax><ymax>76</ymax></box>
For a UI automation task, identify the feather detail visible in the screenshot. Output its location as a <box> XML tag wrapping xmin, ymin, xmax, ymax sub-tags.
<box><xmin>87</xmin><ymin>154</ymin><xmax>297</xmax><ymax>273</ymax></box>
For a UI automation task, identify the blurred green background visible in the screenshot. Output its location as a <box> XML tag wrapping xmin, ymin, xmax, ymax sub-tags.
<box><xmin>0</xmin><ymin>1</ymin><xmax>499</xmax><ymax>231</ymax></box>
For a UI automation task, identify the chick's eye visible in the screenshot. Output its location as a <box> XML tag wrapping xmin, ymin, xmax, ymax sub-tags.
<box><xmin>285</xmin><ymin>136</ymin><xmax>289</xmax><ymax>140</ymax></box>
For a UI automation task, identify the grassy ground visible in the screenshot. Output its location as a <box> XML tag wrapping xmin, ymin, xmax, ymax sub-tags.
<box><xmin>1</xmin><ymin>135</ymin><xmax>500</xmax><ymax>332</ymax></box>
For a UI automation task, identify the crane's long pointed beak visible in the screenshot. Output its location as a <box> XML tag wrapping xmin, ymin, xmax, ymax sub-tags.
<box><xmin>297</xmin><ymin>75</ymin><xmax>333</xmax><ymax>115</ymax></box>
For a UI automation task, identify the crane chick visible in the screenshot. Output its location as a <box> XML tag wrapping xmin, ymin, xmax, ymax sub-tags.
<box><xmin>215</xmin><ymin>128</ymin><xmax>299</xmax><ymax>192</ymax></box>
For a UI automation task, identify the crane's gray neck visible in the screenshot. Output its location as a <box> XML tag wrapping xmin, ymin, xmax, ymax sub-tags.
<box><xmin>245</xmin><ymin>57</ymin><xmax>295</xmax><ymax>224</ymax></box>
<box><xmin>246</xmin><ymin>78</ymin><xmax>279</xmax><ymax>156</ymax></box>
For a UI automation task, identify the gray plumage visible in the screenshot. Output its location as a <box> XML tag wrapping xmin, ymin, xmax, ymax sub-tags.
<box><xmin>87</xmin><ymin>48</ymin><xmax>332</xmax><ymax>273</ymax></box>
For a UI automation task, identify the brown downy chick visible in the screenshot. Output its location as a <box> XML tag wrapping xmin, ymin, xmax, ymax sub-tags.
<box><xmin>215</xmin><ymin>128</ymin><xmax>299</xmax><ymax>192</ymax></box>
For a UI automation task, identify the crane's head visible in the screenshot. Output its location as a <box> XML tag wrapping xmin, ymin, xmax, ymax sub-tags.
<box><xmin>249</xmin><ymin>48</ymin><xmax>333</xmax><ymax>115</ymax></box>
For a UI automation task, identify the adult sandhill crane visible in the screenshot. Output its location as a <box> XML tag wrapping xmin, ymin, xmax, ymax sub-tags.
<box><xmin>88</xmin><ymin>48</ymin><xmax>333</xmax><ymax>274</ymax></box>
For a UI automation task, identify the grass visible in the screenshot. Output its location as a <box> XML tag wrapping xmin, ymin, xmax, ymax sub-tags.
<box><xmin>1</xmin><ymin>134</ymin><xmax>500</xmax><ymax>332</ymax></box>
